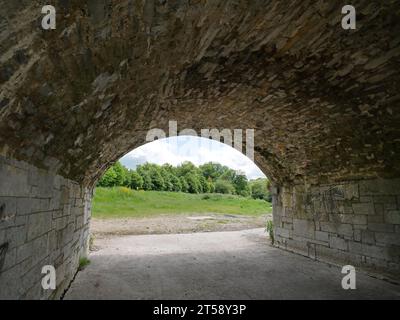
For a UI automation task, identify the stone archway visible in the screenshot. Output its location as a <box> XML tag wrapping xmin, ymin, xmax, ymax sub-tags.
<box><xmin>0</xmin><ymin>0</ymin><xmax>399</xmax><ymax>299</ymax></box>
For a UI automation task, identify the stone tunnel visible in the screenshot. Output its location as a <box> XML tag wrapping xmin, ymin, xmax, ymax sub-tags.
<box><xmin>0</xmin><ymin>0</ymin><xmax>399</xmax><ymax>299</ymax></box>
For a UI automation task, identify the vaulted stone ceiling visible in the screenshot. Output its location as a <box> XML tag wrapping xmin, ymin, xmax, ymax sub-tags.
<box><xmin>0</xmin><ymin>0</ymin><xmax>399</xmax><ymax>185</ymax></box>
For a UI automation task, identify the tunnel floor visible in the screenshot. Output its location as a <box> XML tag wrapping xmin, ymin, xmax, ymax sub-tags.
<box><xmin>64</xmin><ymin>229</ymin><xmax>400</xmax><ymax>300</ymax></box>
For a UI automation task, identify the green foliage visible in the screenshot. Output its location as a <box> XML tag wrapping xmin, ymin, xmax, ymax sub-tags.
<box><xmin>97</xmin><ymin>162</ymin><xmax>129</xmax><ymax>187</ymax></box>
<box><xmin>162</xmin><ymin>171</ymin><xmax>174</xmax><ymax>192</ymax></box>
<box><xmin>113</xmin><ymin>162</ymin><xmax>128</xmax><ymax>186</ymax></box>
<box><xmin>207</xmin><ymin>181</ymin><xmax>215</xmax><ymax>193</ymax></box>
<box><xmin>198</xmin><ymin>175</ymin><xmax>209</xmax><ymax>193</ymax></box>
<box><xmin>97</xmin><ymin>161</ymin><xmax>271</xmax><ymax>200</ymax></box>
<box><xmin>250</xmin><ymin>178</ymin><xmax>271</xmax><ymax>202</ymax></box>
<box><xmin>97</xmin><ymin>166</ymin><xmax>117</xmax><ymax>187</ymax></box>
<box><xmin>141</xmin><ymin>171</ymin><xmax>153</xmax><ymax>191</ymax></box>
<box><xmin>170</xmin><ymin>174</ymin><xmax>182</xmax><ymax>192</ymax></box>
<box><xmin>214</xmin><ymin>179</ymin><xmax>236</xmax><ymax>194</ymax></box>
<box><xmin>185</xmin><ymin>173</ymin><xmax>202</xmax><ymax>194</ymax></box>
<box><xmin>266</xmin><ymin>220</ymin><xmax>274</xmax><ymax>245</ymax></box>
<box><xmin>128</xmin><ymin>171</ymin><xmax>143</xmax><ymax>190</ymax></box>
<box><xmin>219</xmin><ymin>168</ymin><xmax>237</xmax><ymax>182</ymax></box>
<box><xmin>176</xmin><ymin>161</ymin><xmax>198</xmax><ymax>177</ymax></box>
<box><xmin>78</xmin><ymin>257</ymin><xmax>91</xmax><ymax>271</ymax></box>
<box><xmin>178</xmin><ymin>177</ymin><xmax>187</xmax><ymax>192</ymax></box>
<box><xmin>233</xmin><ymin>173</ymin><xmax>251</xmax><ymax>197</ymax></box>
<box><xmin>149</xmin><ymin>167</ymin><xmax>165</xmax><ymax>191</ymax></box>
<box><xmin>199</xmin><ymin>162</ymin><xmax>226</xmax><ymax>180</ymax></box>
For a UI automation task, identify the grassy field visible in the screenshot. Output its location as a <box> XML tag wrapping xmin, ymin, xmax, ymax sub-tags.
<box><xmin>92</xmin><ymin>187</ymin><xmax>272</xmax><ymax>219</ymax></box>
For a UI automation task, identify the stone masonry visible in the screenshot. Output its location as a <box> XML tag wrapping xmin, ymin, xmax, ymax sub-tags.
<box><xmin>0</xmin><ymin>156</ymin><xmax>91</xmax><ymax>299</ymax></box>
<box><xmin>0</xmin><ymin>1</ymin><xmax>400</xmax><ymax>299</ymax></box>
<box><xmin>273</xmin><ymin>179</ymin><xmax>400</xmax><ymax>279</ymax></box>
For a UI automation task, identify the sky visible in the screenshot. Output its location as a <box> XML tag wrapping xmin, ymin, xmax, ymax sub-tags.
<box><xmin>120</xmin><ymin>136</ymin><xmax>266</xmax><ymax>180</ymax></box>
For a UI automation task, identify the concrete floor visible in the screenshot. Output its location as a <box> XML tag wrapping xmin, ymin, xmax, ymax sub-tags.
<box><xmin>65</xmin><ymin>229</ymin><xmax>400</xmax><ymax>300</ymax></box>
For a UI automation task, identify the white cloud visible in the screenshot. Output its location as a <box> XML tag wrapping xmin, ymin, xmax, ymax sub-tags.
<box><xmin>120</xmin><ymin>136</ymin><xmax>266</xmax><ymax>180</ymax></box>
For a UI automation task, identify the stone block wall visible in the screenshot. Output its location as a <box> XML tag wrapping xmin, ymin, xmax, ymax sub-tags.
<box><xmin>0</xmin><ymin>156</ymin><xmax>91</xmax><ymax>299</ymax></box>
<box><xmin>1</xmin><ymin>153</ymin><xmax>399</xmax><ymax>299</ymax></box>
<box><xmin>272</xmin><ymin>179</ymin><xmax>400</xmax><ymax>280</ymax></box>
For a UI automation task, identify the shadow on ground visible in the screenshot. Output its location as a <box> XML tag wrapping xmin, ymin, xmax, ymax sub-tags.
<box><xmin>65</xmin><ymin>229</ymin><xmax>400</xmax><ymax>300</ymax></box>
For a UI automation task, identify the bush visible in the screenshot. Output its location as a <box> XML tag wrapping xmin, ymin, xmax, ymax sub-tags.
<box><xmin>78</xmin><ymin>257</ymin><xmax>91</xmax><ymax>271</ymax></box>
<box><xmin>141</xmin><ymin>171</ymin><xmax>153</xmax><ymax>191</ymax></box>
<box><xmin>214</xmin><ymin>179</ymin><xmax>235</xmax><ymax>194</ymax></box>
<box><xmin>233</xmin><ymin>174</ymin><xmax>251</xmax><ymax>197</ymax></box>
<box><xmin>129</xmin><ymin>171</ymin><xmax>143</xmax><ymax>190</ymax></box>
<box><xmin>179</xmin><ymin>176</ymin><xmax>189</xmax><ymax>193</ymax></box>
<box><xmin>185</xmin><ymin>173</ymin><xmax>202</xmax><ymax>194</ymax></box>
<box><xmin>250</xmin><ymin>178</ymin><xmax>271</xmax><ymax>202</ymax></box>
<box><xmin>97</xmin><ymin>166</ymin><xmax>118</xmax><ymax>187</ymax></box>
<box><xmin>266</xmin><ymin>220</ymin><xmax>274</xmax><ymax>245</ymax></box>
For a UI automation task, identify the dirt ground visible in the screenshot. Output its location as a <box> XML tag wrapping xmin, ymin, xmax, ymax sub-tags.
<box><xmin>66</xmin><ymin>228</ymin><xmax>400</xmax><ymax>300</ymax></box>
<box><xmin>90</xmin><ymin>214</ymin><xmax>270</xmax><ymax>240</ymax></box>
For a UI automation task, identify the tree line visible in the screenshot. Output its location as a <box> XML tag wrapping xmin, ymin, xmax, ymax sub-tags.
<box><xmin>98</xmin><ymin>161</ymin><xmax>271</xmax><ymax>201</ymax></box>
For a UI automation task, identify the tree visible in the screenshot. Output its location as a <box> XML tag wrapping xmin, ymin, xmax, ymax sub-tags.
<box><xmin>250</xmin><ymin>178</ymin><xmax>271</xmax><ymax>201</ymax></box>
<box><xmin>185</xmin><ymin>173</ymin><xmax>202</xmax><ymax>194</ymax></box>
<box><xmin>113</xmin><ymin>162</ymin><xmax>128</xmax><ymax>186</ymax></box>
<box><xmin>129</xmin><ymin>171</ymin><xmax>143</xmax><ymax>190</ymax></box>
<box><xmin>140</xmin><ymin>171</ymin><xmax>153</xmax><ymax>191</ymax></box>
<box><xmin>170</xmin><ymin>174</ymin><xmax>182</xmax><ymax>192</ymax></box>
<box><xmin>97</xmin><ymin>161</ymin><xmax>255</xmax><ymax>198</ymax></box>
<box><xmin>97</xmin><ymin>162</ymin><xmax>128</xmax><ymax>187</ymax></box>
<box><xmin>208</xmin><ymin>181</ymin><xmax>215</xmax><ymax>193</ymax></box>
<box><xmin>161</xmin><ymin>169</ymin><xmax>174</xmax><ymax>191</ymax></box>
<box><xmin>97</xmin><ymin>166</ymin><xmax>118</xmax><ymax>187</ymax></box>
<box><xmin>179</xmin><ymin>176</ymin><xmax>189</xmax><ymax>193</ymax></box>
<box><xmin>233</xmin><ymin>173</ymin><xmax>251</xmax><ymax>197</ymax></box>
<box><xmin>214</xmin><ymin>179</ymin><xmax>235</xmax><ymax>194</ymax></box>
<box><xmin>219</xmin><ymin>168</ymin><xmax>237</xmax><ymax>183</ymax></box>
<box><xmin>176</xmin><ymin>161</ymin><xmax>198</xmax><ymax>177</ymax></box>
<box><xmin>199</xmin><ymin>175</ymin><xmax>210</xmax><ymax>193</ymax></box>
<box><xmin>199</xmin><ymin>162</ymin><xmax>225</xmax><ymax>181</ymax></box>
<box><xmin>149</xmin><ymin>167</ymin><xmax>165</xmax><ymax>191</ymax></box>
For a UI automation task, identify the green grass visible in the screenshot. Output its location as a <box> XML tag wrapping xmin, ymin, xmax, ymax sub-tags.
<box><xmin>92</xmin><ymin>187</ymin><xmax>272</xmax><ymax>219</ymax></box>
<box><xmin>78</xmin><ymin>257</ymin><xmax>91</xmax><ymax>271</ymax></box>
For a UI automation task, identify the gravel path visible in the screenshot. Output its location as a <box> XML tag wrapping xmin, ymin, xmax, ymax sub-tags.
<box><xmin>91</xmin><ymin>214</ymin><xmax>269</xmax><ymax>239</ymax></box>
<box><xmin>65</xmin><ymin>229</ymin><xmax>400</xmax><ymax>300</ymax></box>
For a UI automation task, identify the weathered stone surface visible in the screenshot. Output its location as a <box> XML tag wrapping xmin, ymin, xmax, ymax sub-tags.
<box><xmin>273</xmin><ymin>179</ymin><xmax>400</xmax><ymax>279</ymax></box>
<box><xmin>0</xmin><ymin>1</ymin><xmax>399</xmax><ymax>185</ymax></box>
<box><xmin>320</xmin><ymin>222</ymin><xmax>353</xmax><ymax>237</ymax></box>
<box><xmin>329</xmin><ymin>236</ymin><xmax>348</xmax><ymax>251</ymax></box>
<box><xmin>361</xmin><ymin>230</ymin><xmax>375</xmax><ymax>245</ymax></box>
<box><xmin>375</xmin><ymin>232</ymin><xmax>400</xmax><ymax>246</ymax></box>
<box><xmin>315</xmin><ymin>231</ymin><xmax>329</xmax><ymax>243</ymax></box>
<box><xmin>368</xmin><ymin>223</ymin><xmax>395</xmax><ymax>233</ymax></box>
<box><xmin>0</xmin><ymin>156</ymin><xmax>90</xmax><ymax>300</ymax></box>
<box><xmin>1</xmin><ymin>0</ymin><xmax>400</xmax><ymax>299</ymax></box>
<box><xmin>293</xmin><ymin>219</ymin><xmax>315</xmax><ymax>239</ymax></box>
<box><xmin>385</xmin><ymin>211</ymin><xmax>400</xmax><ymax>225</ymax></box>
<box><xmin>275</xmin><ymin>227</ymin><xmax>290</xmax><ymax>239</ymax></box>
<box><xmin>352</xmin><ymin>203</ymin><xmax>375</xmax><ymax>215</ymax></box>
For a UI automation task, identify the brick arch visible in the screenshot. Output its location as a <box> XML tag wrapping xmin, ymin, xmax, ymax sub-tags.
<box><xmin>0</xmin><ymin>0</ymin><xmax>399</xmax><ymax>299</ymax></box>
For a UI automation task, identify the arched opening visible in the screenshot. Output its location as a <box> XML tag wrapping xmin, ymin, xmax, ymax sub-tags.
<box><xmin>63</xmin><ymin>136</ymin><xmax>278</xmax><ymax>299</ymax></box>
<box><xmin>89</xmin><ymin>136</ymin><xmax>271</xmax><ymax>235</ymax></box>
